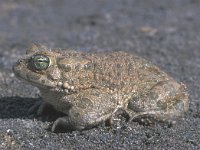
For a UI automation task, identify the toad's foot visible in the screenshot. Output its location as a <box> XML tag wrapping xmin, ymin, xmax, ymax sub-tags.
<box><xmin>128</xmin><ymin>111</ymin><xmax>178</xmax><ymax>126</ymax></box>
<box><xmin>105</xmin><ymin>108</ymin><xmax>130</xmax><ymax>126</ymax></box>
<box><xmin>51</xmin><ymin>116</ymin><xmax>85</xmax><ymax>132</ymax></box>
<box><xmin>28</xmin><ymin>101</ymin><xmax>56</xmax><ymax>116</ymax></box>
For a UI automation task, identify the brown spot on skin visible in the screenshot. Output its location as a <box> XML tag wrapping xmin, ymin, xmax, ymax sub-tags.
<box><xmin>41</xmin><ymin>80</ymin><xmax>45</xmax><ymax>84</ymax></box>
<box><xmin>157</xmin><ymin>101</ymin><xmax>167</xmax><ymax>110</ymax></box>
<box><xmin>174</xmin><ymin>100</ymin><xmax>184</xmax><ymax>112</ymax></box>
<box><xmin>91</xmin><ymin>90</ymin><xmax>100</xmax><ymax>97</ymax></box>
<box><xmin>83</xmin><ymin>62</ymin><xmax>93</xmax><ymax>70</ymax></box>
<box><xmin>128</xmin><ymin>95</ymin><xmax>145</xmax><ymax>112</ymax></box>
<box><xmin>110</xmin><ymin>96</ymin><xmax>117</xmax><ymax>103</ymax></box>
<box><xmin>52</xmin><ymin>67</ymin><xmax>61</xmax><ymax>78</ymax></box>
<box><xmin>163</xmin><ymin>84</ymin><xmax>176</xmax><ymax>97</ymax></box>
<box><xmin>74</xmin><ymin>112</ymin><xmax>80</xmax><ymax>117</ymax></box>
<box><xmin>75</xmin><ymin>64</ymin><xmax>81</xmax><ymax>71</ymax></box>
<box><xmin>127</xmin><ymin>63</ymin><xmax>133</xmax><ymax>75</ymax></box>
<box><xmin>58</xmin><ymin>64</ymin><xmax>71</xmax><ymax>72</ymax></box>
<box><xmin>149</xmin><ymin>91</ymin><xmax>158</xmax><ymax>100</ymax></box>
<box><xmin>56</xmin><ymin>57</ymin><xmax>65</xmax><ymax>64</ymax></box>
<box><xmin>68</xmin><ymin>79</ymin><xmax>75</xmax><ymax>85</ymax></box>
<box><xmin>27</xmin><ymin>72</ymin><xmax>41</xmax><ymax>81</ymax></box>
<box><xmin>76</xmin><ymin>98</ymin><xmax>93</xmax><ymax>109</ymax></box>
<box><xmin>116</xmin><ymin>63</ymin><xmax>121</xmax><ymax>68</ymax></box>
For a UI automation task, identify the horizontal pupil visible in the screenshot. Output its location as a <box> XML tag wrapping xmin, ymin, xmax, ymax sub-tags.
<box><xmin>36</xmin><ymin>58</ymin><xmax>47</xmax><ymax>62</ymax></box>
<box><xmin>31</xmin><ymin>55</ymin><xmax>49</xmax><ymax>70</ymax></box>
<box><xmin>37</xmin><ymin>60</ymin><xmax>47</xmax><ymax>62</ymax></box>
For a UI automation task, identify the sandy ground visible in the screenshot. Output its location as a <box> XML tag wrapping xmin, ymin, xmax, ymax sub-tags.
<box><xmin>0</xmin><ymin>0</ymin><xmax>199</xmax><ymax>149</ymax></box>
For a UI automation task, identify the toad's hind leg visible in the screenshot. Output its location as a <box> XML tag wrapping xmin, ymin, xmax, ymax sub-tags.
<box><xmin>127</xmin><ymin>80</ymin><xmax>189</xmax><ymax>125</ymax></box>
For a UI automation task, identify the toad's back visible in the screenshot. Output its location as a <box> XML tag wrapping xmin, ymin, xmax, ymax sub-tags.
<box><xmin>70</xmin><ymin>51</ymin><xmax>171</xmax><ymax>94</ymax></box>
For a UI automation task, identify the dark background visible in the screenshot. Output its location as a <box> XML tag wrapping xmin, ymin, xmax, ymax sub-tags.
<box><xmin>0</xmin><ymin>0</ymin><xmax>199</xmax><ymax>149</ymax></box>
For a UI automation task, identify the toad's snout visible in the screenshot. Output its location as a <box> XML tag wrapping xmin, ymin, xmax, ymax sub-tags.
<box><xmin>13</xmin><ymin>59</ymin><xmax>27</xmax><ymax>80</ymax></box>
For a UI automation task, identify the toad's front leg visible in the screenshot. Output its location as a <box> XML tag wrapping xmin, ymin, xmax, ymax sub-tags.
<box><xmin>51</xmin><ymin>106</ymin><xmax>112</xmax><ymax>132</ymax></box>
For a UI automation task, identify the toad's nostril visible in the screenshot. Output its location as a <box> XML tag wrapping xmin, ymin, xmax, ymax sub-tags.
<box><xmin>18</xmin><ymin>59</ymin><xmax>23</xmax><ymax>63</ymax></box>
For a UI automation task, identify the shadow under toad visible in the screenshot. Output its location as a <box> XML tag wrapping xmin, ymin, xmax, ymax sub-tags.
<box><xmin>0</xmin><ymin>96</ymin><xmax>65</xmax><ymax>121</ymax></box>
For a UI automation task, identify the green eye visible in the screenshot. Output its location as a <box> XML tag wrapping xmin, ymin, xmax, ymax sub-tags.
<box><xmin>30</xmin><ymin>55</ymin><xmax>50</xmax><ymax>70</ymax></box>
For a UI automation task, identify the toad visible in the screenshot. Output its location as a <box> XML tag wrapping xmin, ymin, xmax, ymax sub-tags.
<box><xmin>13</xmin><ymin>44</ymin><xmax>189</xmax><ymax>132</ymax></box>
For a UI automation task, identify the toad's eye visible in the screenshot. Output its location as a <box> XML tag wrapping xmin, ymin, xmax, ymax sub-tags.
<box><xmin>30</xmin><ymin>55</ymin><xmax>50</xmax><ymax>71</ymax></box>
